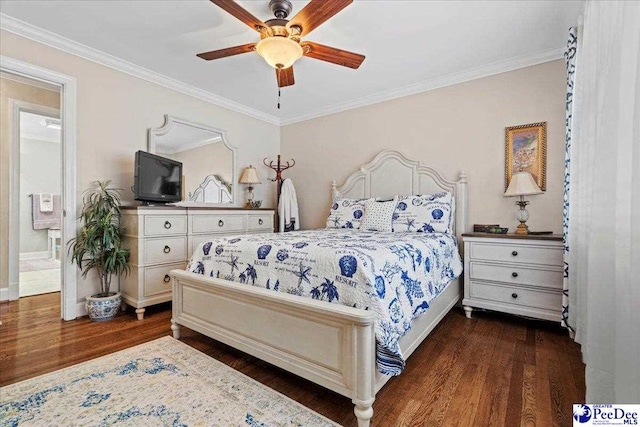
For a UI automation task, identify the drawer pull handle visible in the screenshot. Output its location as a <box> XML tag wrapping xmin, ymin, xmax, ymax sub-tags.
<box><xmin>511</xmin><ymin>293</ymin><xmax>518</xmax><ymax>299</ymax></box>
<box><xmin>258</xmin><ymin>219</ymin><xmax>263</xmax><ymax>225</ymax></box>
<box><xmin>164</xmin><ymin>221</ymin><xmax>172</xmax><ymax>229</ymax></box>
<box><xmin>511</xmin><ymin>250</ymin><xmax>518</xmax><ymax>256</ymax></box>
<box><xmin>163</xmin><ymin>245</ymin><xmax>171</xmax><ymax>254</ymax></box>
<box><xmin>512</xmin><ymin>272</ymin><xmax>519</xmax><ymax>278</ymax></box>
<box><xmin>163</xmin><ymin>274</ymin><xmax>171</xmax><ymax>283</ymax></box>
<box><xmin>218</xmin><ymin>220</ymin><xmax>224</xmax><ymax>227</ymax></box>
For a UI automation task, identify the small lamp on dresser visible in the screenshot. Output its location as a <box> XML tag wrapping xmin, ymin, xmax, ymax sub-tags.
<box><xmin>504</xmin><ymin>171</ymin><xmax>543</xmax><ymax>235</ymax></box>
<box><xmin>239</xmin><ymin>165</ymin><xmax>261</xmax><ymax>209</ymax></box>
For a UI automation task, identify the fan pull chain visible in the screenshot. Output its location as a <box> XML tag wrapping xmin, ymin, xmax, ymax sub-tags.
<box><xmin>276</xmin><ymin>66</ymin><xmax>282</xmax><ymax>109</ymax></box>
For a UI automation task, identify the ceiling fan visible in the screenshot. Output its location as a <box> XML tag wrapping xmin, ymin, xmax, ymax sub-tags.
<box><xmin>197</xmin><ymin>0</ymin><xmax>366</xmax><ymax>90</ymax></box>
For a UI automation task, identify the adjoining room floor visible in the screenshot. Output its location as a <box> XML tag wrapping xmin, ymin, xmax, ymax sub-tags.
<box><xmin>18</xmin><ymin>258</ymin><xmax>60</xmax><ymax>297</ymax></box>
<box><xmin>0</xmin><ymin>293</ymin><xmax>586</xmax><ymax>426</ymax></box>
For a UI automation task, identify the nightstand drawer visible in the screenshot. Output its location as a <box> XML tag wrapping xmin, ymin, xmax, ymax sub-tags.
<box><xmin>144</xmin><ymin>236</ymin><xmax>187</xmax><ymax>264</ymax></box>
<box><xmin>144</xmin><ymin>215</ymin><xmax>187</xmax><ymax>236</ymax></box>
<box><xmin>191</xmin><ymin>214</ymin><xmax>245</xmax><ymax>234</ymax></box>
<box><xmin>470</xmin><ymin>281</ymin><xmax>561</xmax><ymax>312</ymax></box>
<box><xmin>469</xmin><ymin>242</ymin><xmax>562</xmax><ymax>266</ymax></box>
<box><xmin>469</xmin><ymin>262</ymin><xmax>563</xmax><ymax>290</ymax></box>
<box><xmin>143</xmin><ymin>262</ymin><xmax>186</xmax><ymax>297</ymax></box>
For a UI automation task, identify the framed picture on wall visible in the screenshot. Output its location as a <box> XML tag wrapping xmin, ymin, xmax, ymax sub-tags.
<box><xmin>505</xmin><ymin>122</ymin><xmax>547</xmax><ymax>191</ymax></box>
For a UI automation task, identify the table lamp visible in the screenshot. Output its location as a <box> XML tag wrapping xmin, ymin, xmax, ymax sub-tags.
<box><xmin>504</xmin><ymin>171</ymin><xmax>543</xmax><ymax>235</ymax></box>
<box><xmin>239</xmin><ymin>165</ymin><xmax>261</xmax><ymax>208</ymax></box>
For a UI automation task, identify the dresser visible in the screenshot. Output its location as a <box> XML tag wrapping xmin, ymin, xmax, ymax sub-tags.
<box><xmin>121</xmin><ymin>207</ymin><xmax>274</xmax><ymax>319</ymax></box>
<box><xmin>462</xmin><ymin>233</ymin><xmax>563</xmax><ymax>322</ymax></box>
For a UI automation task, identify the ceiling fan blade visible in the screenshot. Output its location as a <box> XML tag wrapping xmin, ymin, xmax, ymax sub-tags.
<box><xmin>276</xmin><ymin>66</ymin><xmax>295</xmax><ymax>87</ymax></box>
<box><xmin>197</xmin><ymin>43</ymin><xmax>256</xmax><ymax>60</ymax></box>
<box><xmin>287</xmin><ymin>0</ymin><xmax>352</xmax><ymax>37</ymax></box>
<box><xmin>301</xmin><ymin>42</ymin><xmax>365</xmax><ymax>69</ymax></box>
<box><xmin>210</xmin><ymin>0</ymin><xmax>266</xmax><ymax>32</ymax></box>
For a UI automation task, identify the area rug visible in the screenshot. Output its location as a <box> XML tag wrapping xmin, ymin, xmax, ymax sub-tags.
<box><xmin>0</xmin><ymin>336</ymin><xmax>340</xmax><ymax>426</ymax></box>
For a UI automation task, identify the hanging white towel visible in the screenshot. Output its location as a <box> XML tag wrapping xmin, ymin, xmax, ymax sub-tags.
<box><xmin>32</xmin><ymin>194</ymin><xmax>61</xmax><ymax>230</ymax></box>
<box><xmin>278</xmin><ymin>178</ymin><xmax>299</xmax><ymax>232</ymax></box>
<box><xmin>39</xmin><ymin>193</ymin><xmax>53</xmax><ymax>212</ymax></box>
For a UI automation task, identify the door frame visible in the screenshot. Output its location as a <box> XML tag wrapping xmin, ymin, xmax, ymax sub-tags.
<box><xmin>1</xmin><ymin>55</ymin><xmax>78</xmax><ymax>320</ymax></box>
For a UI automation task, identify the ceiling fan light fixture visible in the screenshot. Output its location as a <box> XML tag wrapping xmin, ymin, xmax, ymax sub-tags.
<box><xmin>256</xmin><ymin>36</ymin><xmax>303</xmax><ymax>69</ymax></box>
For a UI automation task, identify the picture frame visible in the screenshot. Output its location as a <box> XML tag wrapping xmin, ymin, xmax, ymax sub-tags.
<box><xmin>505</xmin><ymin>122</ymin><xmax>547</xmax><ymax>191</ymax></box>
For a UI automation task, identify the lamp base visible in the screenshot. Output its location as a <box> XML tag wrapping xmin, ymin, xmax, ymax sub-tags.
<box><xmin>514</xmin><ymin>222</ymin><xmax>529</xmax><ymax>235</ymax></box>
<box><xmin>244</xmin><ymin>186</ymin><xmax>254</xmax><ymax>209</ymax></box>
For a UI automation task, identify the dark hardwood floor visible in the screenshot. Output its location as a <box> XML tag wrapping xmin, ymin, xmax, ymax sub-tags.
<box><xmin>0</xmin><ymin>292</ymin><xmax>585</xmax><ymax>426</ymax></box>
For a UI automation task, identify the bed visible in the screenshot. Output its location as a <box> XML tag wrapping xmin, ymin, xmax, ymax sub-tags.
<box><xmin>170</xmin><ymin>150</ymin><xmax>468</xmax><ymax>426</ymax></box>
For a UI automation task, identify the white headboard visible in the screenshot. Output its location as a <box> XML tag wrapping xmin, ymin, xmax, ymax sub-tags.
<box><xmin>331</xmin><ymin>150</ymin><xmax>468</xmax><ymax>238</ymax></box>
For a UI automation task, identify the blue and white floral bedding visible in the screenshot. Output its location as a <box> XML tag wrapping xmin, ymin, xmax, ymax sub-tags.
<box><xmin>187</xmin><ymin>229</ymin><xmax>463</xmax><ymax>376</ymax></box>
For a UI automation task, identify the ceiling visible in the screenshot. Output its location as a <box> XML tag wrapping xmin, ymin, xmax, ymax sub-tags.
<box><xmin>20</xmin><ymin>112</ymin><xmax>61</xmax><ymax>143</ymax></box>
<box><xmin>0</xmin><ymin>1</ymin><xmax>584</xmax><ymax>125</ymax></box>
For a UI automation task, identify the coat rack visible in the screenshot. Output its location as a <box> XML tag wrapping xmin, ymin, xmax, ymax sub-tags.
<box><xmin>263</xmin><ymin>155</ymin><xmax>295</xmax><ymax>232</ymax></box>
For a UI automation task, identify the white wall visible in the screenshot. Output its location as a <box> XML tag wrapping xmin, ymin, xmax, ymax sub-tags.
<box><xmin>0</xmin><ymin>30</ymin><xmax>281</xmax><ymax>305</ymax></box>
<box><xmin>281</xmin><ymin>60</ymin><xmax>566</xmax><ymax>234</ymax></box>
<box><xmin>19</xmin><ymin>137</ymin><xmax>62</xmax><ymax>254</ymax></box>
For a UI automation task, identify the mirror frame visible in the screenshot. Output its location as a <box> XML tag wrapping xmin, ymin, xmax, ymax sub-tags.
<box><xmin>148</xmin><ymin>115</ymin><xmax>237</xmax><ymax>206</ymax></box>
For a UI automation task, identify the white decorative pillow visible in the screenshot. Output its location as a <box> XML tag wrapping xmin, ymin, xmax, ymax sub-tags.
<box><xmin>392</xmin><ymin>192</ymin><xmax>454</xmax><ymax>234</ymax></box>
<box><xmin>360</xmin><ymin>198</ymin><xmax>398</xmax><ymax>232</ymax></box>
<box><xmin>326</xmin><ymin>198</ymin><xmax>370</xmax><ymax>229</ymax></box>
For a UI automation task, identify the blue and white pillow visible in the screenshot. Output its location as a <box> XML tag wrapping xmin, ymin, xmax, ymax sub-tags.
<box><xmin>326</xmin><ymin>198</ymin><xmax>371</xmax><ymax>229</ymax></box>
<box><xmin>360</xmin><ymin>198</ymin><xmax>398</xmax><ymax>232</ymax></box>
<box><xmin>392</xmin><ymin>192</ymin><xmax>454</xmax><ymax>234</ymax></box>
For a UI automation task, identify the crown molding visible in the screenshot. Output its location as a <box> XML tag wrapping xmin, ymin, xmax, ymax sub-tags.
<box><xmin>1</xmin><ymin>13</ymin><xmax>565</xmax><ymax>129</ymax></box>
<box><xmin>0</xmin><ymin>13</ymin><xmax>282</xmax><ymax>126</ymax></box>
<box><xmin>280</xmin><ymin>47</ymin><xmax>565</xmax><ymax>126</ymax></box>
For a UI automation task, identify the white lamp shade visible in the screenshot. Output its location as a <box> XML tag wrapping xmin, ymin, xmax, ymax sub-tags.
<box><xmin>239</xmin><ymin>165</ymin><xmax>261</xmax><ymax>185</ymax></box>
<box><xmin>504</xmin><ymin>171</ymin><xmax>543</xmax><ymax>196</ymax></box>
<box><xmin>256</xmin><ymin>37</ymin><xmax>303</xmax><ymax>69</ymax></box>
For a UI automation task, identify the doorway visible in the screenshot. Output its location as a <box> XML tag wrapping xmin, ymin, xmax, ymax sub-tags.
<box><xmin>1</xmin><ymin>56</ymin><xmax>77</xmax><ymax>320</ymax></box>
<box><xmin>17</xmin><ymin>109</ymin><xmax>62</xmax><ymax>297</ymax></box>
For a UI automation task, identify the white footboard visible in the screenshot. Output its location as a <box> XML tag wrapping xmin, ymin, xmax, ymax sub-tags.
<box><xmin>170</xmin><ymin>269</ymin><xmax>377</xmax><ymax>426</ymax></box>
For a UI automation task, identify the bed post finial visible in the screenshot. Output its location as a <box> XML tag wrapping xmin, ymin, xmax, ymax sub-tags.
<box><xmin>331</xmin><ymin>180</ymin><xmax>338</xmax><ymax>200</ymax></box>
<box><xmin>456</xmin><ymin>170</ymin><xmax>468</xmax><ymax>235</ymax></box>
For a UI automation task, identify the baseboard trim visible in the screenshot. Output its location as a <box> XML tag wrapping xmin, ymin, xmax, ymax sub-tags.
<box><xmin>19</xmin><ymin>251</ymin><xmax>49</xmax><ymax>261</ymax></box>
<box><xmin>76</xmin><ymin>301</ymin><xmax>87</xmax><ymax>318</ymax></box>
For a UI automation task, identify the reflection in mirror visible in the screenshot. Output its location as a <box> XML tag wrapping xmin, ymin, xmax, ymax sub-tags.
<box><xmin>149</xmin><ymin>115</ymin><xmax>236</xmax><ymax>204</ymax></box>
<box><xmin>191</xmin><ymin>175</ymin><xmax>232</xmax><ymax>203</ymax></box>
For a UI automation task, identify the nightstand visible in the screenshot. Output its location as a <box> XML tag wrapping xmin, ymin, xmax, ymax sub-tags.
<box><xmin>461</xmin><ymin>232</ymin><xmax>563</xmax><ymax>322</ymax></box>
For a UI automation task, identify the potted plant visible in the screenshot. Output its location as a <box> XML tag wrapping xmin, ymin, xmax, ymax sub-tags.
<box><xmin>68</xmin><ymin>180</ymin><xmax>130</xmax><ymax>321</ymax></box>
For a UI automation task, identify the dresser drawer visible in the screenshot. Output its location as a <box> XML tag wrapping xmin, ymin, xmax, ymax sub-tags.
<box><xmin>144</xmin><ymin>215</ymin><xmax>187</xmax><ymax>237</ymax></box>
<box><xmin>247</xmin><ymin>214</ymin><xmax>273</xmax><ymax>231</ymax></box>
<box><xmin>470</xmin><ymin>281</ymin><xmax>562</xmax><ymax>312</ymax></box>
<box><xmin>143</xmin><ymin>262</ymin><xmax>186</xmax><ymax>297</ymax></box>
<box><xmin>469</xmin><ymin>262</ymin><xmax>563</xmax><ymax>290</ymax></box>
<box><xmin>469</xmin><ymin>242</ymin><xmax>562</xmax><ymax>266</ymax></box>
<box><xmin>144</xmin><ymin>236</ymin><xmax>187</xmax><ymax>264</ymax></box>
<box><xmin>191</xmin><ymin>214</ymin><xmax>245</xmax><ymax>234</ymax></box>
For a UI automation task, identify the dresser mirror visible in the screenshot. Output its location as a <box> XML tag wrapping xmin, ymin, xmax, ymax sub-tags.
<box><xmin>149</xmin><ymin>115</ymin><xmax>236</xmax><ymax>204</ymax></box>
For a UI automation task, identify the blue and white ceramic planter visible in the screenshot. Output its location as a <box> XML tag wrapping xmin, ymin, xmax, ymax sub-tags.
<box><xmin>86</xmin><ymin>292</ymin><xmax>121</xmax><ymax>322</ymax></box>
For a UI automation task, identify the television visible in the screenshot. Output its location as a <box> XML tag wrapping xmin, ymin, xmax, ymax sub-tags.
<box><xmin>134</xmin><ymin>150</ymin><xmax>182</xmax><ymax>204</ymax></box>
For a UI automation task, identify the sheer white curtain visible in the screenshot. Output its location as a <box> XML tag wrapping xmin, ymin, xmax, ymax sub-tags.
<box><xmin>567</xmin><ymin>0</ymin><xmax>640</xmax><ymax>402</ymax></box>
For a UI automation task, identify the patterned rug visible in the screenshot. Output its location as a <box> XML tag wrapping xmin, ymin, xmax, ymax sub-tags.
<box><xmin>0</xmin><ymin>336</ymin><xmax>340</xmax><ymax>426</ymax></box>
